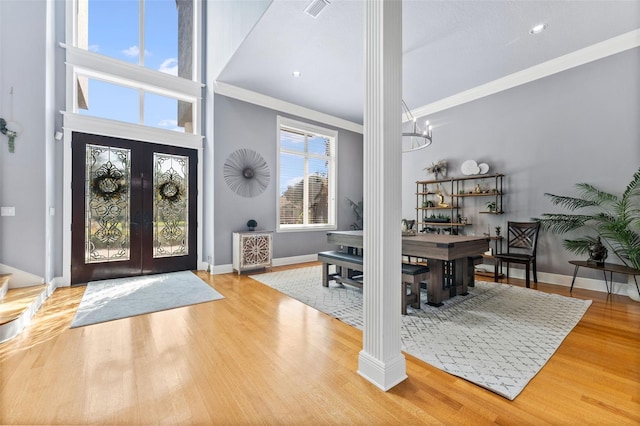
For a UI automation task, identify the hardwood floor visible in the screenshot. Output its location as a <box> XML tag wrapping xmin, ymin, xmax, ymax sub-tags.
<box><xmin>0</xmin><ymin>284</ymin><xmax>47</xmax><ymax>326</ymax></box>
<box><xmin>1</xmin><ymin>263</ymin><xmax>638</xmax><ymax>425</ymax></box>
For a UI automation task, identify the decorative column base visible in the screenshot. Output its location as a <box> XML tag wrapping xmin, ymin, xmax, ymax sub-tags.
<box><xmin>358</xmin><ymin>350</ymin><xmax>407</xmax><ymax>391</ymax></box>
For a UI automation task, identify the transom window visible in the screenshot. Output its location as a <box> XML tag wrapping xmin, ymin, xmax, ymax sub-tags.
<box><xmin>77</xmin><ymin>0</ymin><xmax>193</xmax><ymax>79</ymax></box>
<box><xmin>68</xmin><ymin>0</ymin><xmax>199</xmax><ymax>134</ymax></box>
<box><xmin>277</xmin><ymin>117</ymin><xmax>337</xmax><ymax>232</ymax></box>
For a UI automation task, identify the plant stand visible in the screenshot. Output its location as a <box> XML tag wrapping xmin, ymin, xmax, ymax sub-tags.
<box><xmin>569</xmin><ymin>260</ymin><xmax>640</xmax><ymax>296</ymax></box>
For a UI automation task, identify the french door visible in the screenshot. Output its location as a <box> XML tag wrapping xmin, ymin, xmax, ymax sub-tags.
<box><xmin>71</xmin><ymin>132</ymin><xmax>197</xmax><ymax>285</ymax></box>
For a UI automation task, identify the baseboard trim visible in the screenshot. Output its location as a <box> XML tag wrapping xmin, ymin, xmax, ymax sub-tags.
<box><xmin>212</xmin><ymin>254</ymin><xmax>319</xmax><ymax>275</ymax></box>
<box><xmin>212</xmin><ymin>264</ymin><xmax>234</xmax><ymax>275</ymax></box>
<box><xmin>491</xmin><ymin>267</ymin><xmax>628</xmax><ymax>296</ymax></box>
<box><xmin>214</xmin><ymin>256</ymin><xmax>627</xmax><ymax>295</ymax></box>
<box><xmin>272</xmin><ymin>254</ymin><xmax>318</xmax><ymax>267</ymax></box>
<box><xmin>52</xmin><ymin>276</ymin><xmax>69</xmax><ymax>288</ymax></box>
<box><xmin>52</xmin><ymin>256</ymin><xmax>625</xmax><ymax>296</ymax></box>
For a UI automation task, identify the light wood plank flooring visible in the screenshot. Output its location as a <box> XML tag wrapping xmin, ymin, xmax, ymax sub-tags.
<box><xmin>1</xmin><ymin>263</ymin><xmax>638</xmax><ymax>425</ymax></box>
<box><xmin>0</xmin><ymin>285</ymin><xmax>47</xmax><ymax>326</ymax></box>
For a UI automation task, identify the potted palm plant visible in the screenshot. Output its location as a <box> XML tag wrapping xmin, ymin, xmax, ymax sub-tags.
<box><xmin>535</xmin><ymin>167</ymin><xmax>640</xmax><ymax>299</ymax></box>
<box><xmin>346</xmin><ymin>198</ymin><xmax>363</xmax><ymax>230</ymax></box>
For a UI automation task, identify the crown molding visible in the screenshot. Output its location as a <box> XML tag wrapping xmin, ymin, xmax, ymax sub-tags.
<box><xmin>215</xmin><ymin>29</ymin><xmax>639</xmax><ymax>127</ymax></box>
<box><xmin>214</xmin><ymin>81</ymin><xmax>364</xmax><ymax>134</ymax></box>
<box><xmin>410</xmin><ymin>29</ymin><xmax>640</xmax><ymax>119</ymax></box>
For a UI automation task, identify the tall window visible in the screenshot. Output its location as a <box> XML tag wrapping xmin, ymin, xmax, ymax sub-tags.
<box><xmin>77</xmin><ymin>0</ymin><xmax>192</xmax><ymax>77</ymax></box>
<box><xmin>69</xmin><ymin>0</ymin><xmax>199</xmax><ymax>134</ymax></box>
<box><xmin>277</xmin><ymin>117</ymin><xmax>337</xmax><ymax>231</ymax></box>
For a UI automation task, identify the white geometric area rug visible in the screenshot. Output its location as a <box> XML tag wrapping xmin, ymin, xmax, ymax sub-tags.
<box><xmin>250</xmin><ymin>266</ymin><xmax>592</xmax><ymax>400</ymax></box>
<box><xmin>71</xmin><ymin>271</ymin><xmax>224</xmax><ymax>328</ymax></box>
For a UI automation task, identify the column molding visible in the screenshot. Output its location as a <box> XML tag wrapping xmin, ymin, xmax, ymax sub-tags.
<box><xmin>357</xmin><ymin>0</ymin><xmax>406</xmax><ymax>391</ymax></box>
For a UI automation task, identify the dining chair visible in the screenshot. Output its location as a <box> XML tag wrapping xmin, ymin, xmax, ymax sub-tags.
<box><xmin>494</xmin><ymin>221</ymin><xmax>541</xmax><ymax>288</ymax></box>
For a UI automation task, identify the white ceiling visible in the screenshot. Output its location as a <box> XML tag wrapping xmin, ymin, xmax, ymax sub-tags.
<box><xmin>216</xmin><ymin>0</ymin><xmax>640</xmax><ymax>125</ymax></box>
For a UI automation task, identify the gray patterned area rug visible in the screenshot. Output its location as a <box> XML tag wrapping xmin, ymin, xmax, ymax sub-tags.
<box><xmin>250</xmin><ymin>266</ymin><xmax>592</xmax><ymax>400</ymax></box>
<box><xmin>71</xmin><ymin>271</ymin><xmax>224</xmax><ymax>328</ymax></box>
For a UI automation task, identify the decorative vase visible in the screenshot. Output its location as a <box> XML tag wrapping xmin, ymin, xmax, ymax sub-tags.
<box><xmin>587</xmin><ymin>237</ymin><xmax>608</xmax><ymax>265</ymax></box>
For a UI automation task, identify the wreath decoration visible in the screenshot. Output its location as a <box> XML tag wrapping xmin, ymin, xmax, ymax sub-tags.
<box><xmin>91</xmin><ymin>164</ymin><xmax>127</xmax><ymax>201</ymax></box>
<box><xmin>157</xmin><ymin>179</ymin><xmax>184</xmax><ymax>204</ymax></box>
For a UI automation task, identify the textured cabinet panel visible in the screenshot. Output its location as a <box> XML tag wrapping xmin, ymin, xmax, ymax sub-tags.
<box><xmin>232</xmin><ymin>231</ymin><xmax>273</xmax><ymax>274</ymax></box>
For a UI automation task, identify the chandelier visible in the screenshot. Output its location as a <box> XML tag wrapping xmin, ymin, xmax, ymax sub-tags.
<box><xmin>402</xmin><ymin>100</ymin><xmax>432</xmax><ymax>152</ymax></box>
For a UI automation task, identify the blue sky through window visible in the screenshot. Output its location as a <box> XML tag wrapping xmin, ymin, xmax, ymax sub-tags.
<box><xmin>279</xmin><ymin>130</ymin><xmax>331</xmax><ymax>195</ymax></box>
<box><xmin>80</xmin><ymin>0</ymin><xmax>183</xmax><ymax>131</ymax></box>
<box><xmin>81</xmin><ymin>1</ymin><xmax>331</xmax><ymax>193</ymax></box>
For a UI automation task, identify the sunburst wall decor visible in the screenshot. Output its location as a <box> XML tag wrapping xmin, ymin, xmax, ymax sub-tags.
<box><xmin>223</xmin><ymin>148</ymin><xmax>270</xmax><ymax>197</ymax></box>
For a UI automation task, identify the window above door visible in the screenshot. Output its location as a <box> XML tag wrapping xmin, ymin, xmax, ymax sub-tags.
<box><xmin>66</xmin><ymin>0</ymin><xmax>202</xmax><ymax>136</ymax></box>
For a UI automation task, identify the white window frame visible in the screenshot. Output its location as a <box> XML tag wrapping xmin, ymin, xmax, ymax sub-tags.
<box><xmin>276</xmin><ymin>116</ymin><xmax>337</xmax><ymax>232</ymax></box>
<box><xmin>64</xmin><ymin>0</ymin><xmax>202</xmax><ymax>135</ymax></box>
<box><xmin>60</xmin><ymin>0</ymin><xmax>204</xmax><ymax>286</ymax></box>
<box><xmin>72</xmin><ymin>66</ymin><xmax>199</xmax><ymax>131</ymax></box>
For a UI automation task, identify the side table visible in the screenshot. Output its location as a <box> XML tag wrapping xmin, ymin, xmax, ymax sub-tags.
<box><xmin>569</xmin><ymin>260</ymin><xmax>640</xmax><ymax>295</ymax></box>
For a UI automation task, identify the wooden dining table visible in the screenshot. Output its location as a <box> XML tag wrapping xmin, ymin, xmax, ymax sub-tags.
<box><xmin>326</xmin><ymin>230</ymin><xmax>489</xmax><ymax>306</ymax></box>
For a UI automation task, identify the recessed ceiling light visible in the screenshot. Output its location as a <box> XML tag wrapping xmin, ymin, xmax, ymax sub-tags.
<box><xmin>529</xmin><ymin>23</ymin><xmax>547</xmax><ymax>35</ymax></box>
<box><xmin>292</xmin><ymin>71</ymin><xmax>301</xmax><ymax>77</ymax></box>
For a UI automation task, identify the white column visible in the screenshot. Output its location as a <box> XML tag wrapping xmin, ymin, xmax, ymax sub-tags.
<box><xmin>357</xmin><ymin>0</ymin><xmax>406</xmax><ymax>391</ymax></box>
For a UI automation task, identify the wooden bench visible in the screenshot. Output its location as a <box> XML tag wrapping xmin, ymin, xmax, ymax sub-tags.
<box><xmin>318</xmin><ymin>251</ymin><xmax>430</xmax><ymax>314</ymax></box>
<box><xmin>401</xmin><ymin>263</ymin><xmax>430</xmax><ymax>314</ymax></box>
<box><xmin>318</xmin><ymin>251</ymin><xmax>364</xmax><ymax>288</ymax></box>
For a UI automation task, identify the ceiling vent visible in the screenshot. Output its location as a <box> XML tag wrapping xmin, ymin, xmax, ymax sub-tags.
<box><xmin>304</xmin><ymin>0</ymin><xmax>330</xmax><ymax>18</ymax></box>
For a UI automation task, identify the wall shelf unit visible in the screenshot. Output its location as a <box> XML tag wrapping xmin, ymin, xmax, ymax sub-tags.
<box><xmin>416</xmin><ymin>174</ymin><xmax>504</xmax><ymax>277</ymax></box>
<box><xmin>416</xmin><ymin>173</ymin><xmax>505</xmax><ymax>276</ymax></box>
<box><xmin>415</xmin><ymin>173</ymin><xmax>505</xmax><ymax>233</ymax></box>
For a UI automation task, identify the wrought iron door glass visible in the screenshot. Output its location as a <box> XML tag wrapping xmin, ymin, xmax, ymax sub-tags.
<box><xmin>153</xmin><ymin>152</ymin><xmax>189</xmax><ymax>258</ymax></box>
<box><xmin>85</xmin><ymin>144</ymin><xmax>131</xmax><ymax>263</ymax></box>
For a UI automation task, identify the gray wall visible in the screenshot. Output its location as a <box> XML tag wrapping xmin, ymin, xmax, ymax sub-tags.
<box><xmin>213</xmin><ymin>94</ymin><xmax>364</xmax><ymax>265</ymax></box>
<box><xmin>402</xmin><ymin>47</ymin><xmax>640</xmax><ymax>282</ymax></box>
<box><xmin>0</xmin><ymin>0</ymin><xmax>50</xmax><ymax>280</ymax></box>
<box><xmin>0</xmin><ymin>0</ymin><xmax>636</xmax><ymax>285</ymax></box>
<box><xmin>52</xmin><ymin>0</ymin><xmax>67</xmax><ymax>281</ymax></box>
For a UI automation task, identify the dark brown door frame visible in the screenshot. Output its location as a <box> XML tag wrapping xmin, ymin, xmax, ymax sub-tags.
<box><xmin>71</xmin><ymin>132</ymin><xmax>197</xmax><ymax>285</ymax></box>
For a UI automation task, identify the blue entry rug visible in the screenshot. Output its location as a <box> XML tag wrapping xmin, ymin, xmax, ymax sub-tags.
<box><xmin>71</xmin><ymin>271</ymin><xmax>224</xmax><ymax>328</ymax></box>
<box><xmin>250</xmin><ymin>266</ymin><xmax>592</xmax><ymax>400</ymax></box>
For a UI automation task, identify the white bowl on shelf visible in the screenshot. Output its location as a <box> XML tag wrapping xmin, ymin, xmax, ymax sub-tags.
<box><xmin>461</xmin><ymin>160</ymin><xmax>479</xmax><ymax>175</ymax></box>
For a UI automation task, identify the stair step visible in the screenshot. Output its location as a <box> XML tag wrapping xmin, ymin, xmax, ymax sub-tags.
<box><xmin>0</xmin><ymin>274</ymin><xmax>10</xmax><ymax>301</ymax></box>
<box><xmin>0</xmin><ymin>285</ymin><xmax>47</xmax><ymax>327</ymax></box>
